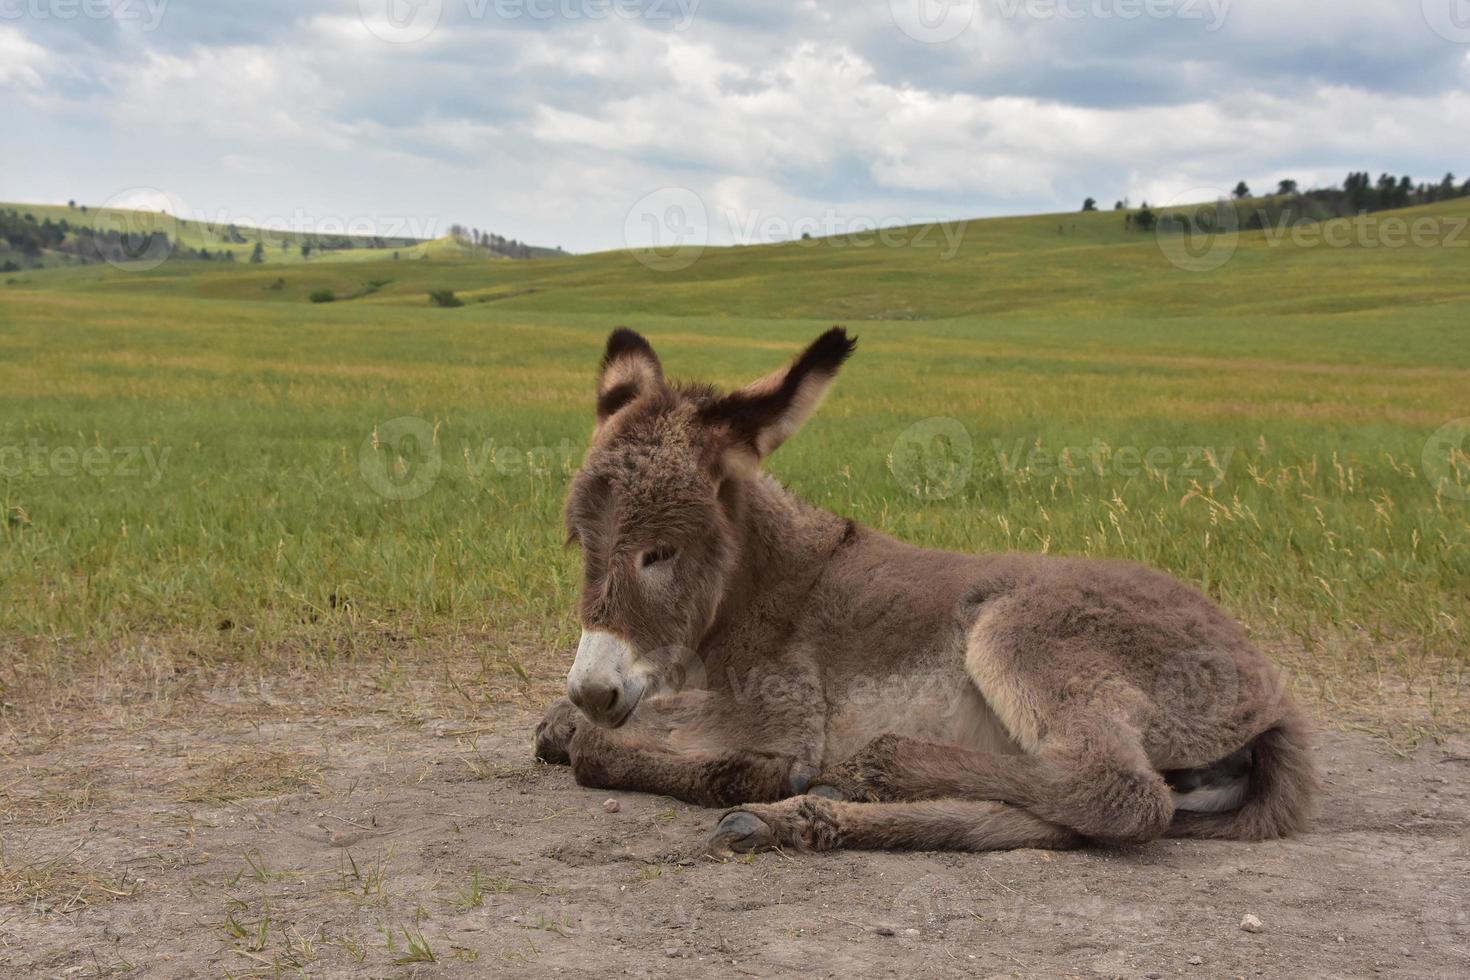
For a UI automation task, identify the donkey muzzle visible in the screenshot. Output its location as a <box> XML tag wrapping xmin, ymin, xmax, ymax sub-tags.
<box><xmin>567</xmin><ymin>630</ymin><xmax>645</xmax><ymax>728</ymax></box>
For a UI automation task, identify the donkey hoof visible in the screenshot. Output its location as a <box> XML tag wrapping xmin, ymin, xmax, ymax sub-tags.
<box><xmin>533</xmin><ymin>698</ymin><xmax>579</xmax><ymax>766</ymax></box>
<box><xmin>708</xmin><ymin>811</ymin><xmax>776</xmax><ymax>856</ymax></box>
<box><xmin>786</xmin><ymin>763</ymin><xmax>821</xmax><ymax>797</ymax></box>
<box><xmin>808</xmin><ymin>784</ymin><xmax>847</xmax><ymax>801</ymax></box>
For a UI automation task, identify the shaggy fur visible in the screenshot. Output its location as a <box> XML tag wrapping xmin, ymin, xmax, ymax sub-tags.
<box><xmin>535</xmin><ymin>328</ymin><xmax>1317</xmax><ymax>853</ymax></box>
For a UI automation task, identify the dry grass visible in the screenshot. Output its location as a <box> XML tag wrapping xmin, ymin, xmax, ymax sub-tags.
<box><xmin>174</xmin><ymin>749</ymin><xmax>328</xmax><ymax>805</ymax></box>
<box><xmin>0</xmin><ymin>845</ymin><xmax>142</xmax><ymax>913</ymax></box>
<box><xmin>1</xmin><ymin>622</ymin><xmax>1465</xmax><ymax>760</ymax></box>
<box><xmin>0</xmin><ymin>768</ymin><xmax>108</xmax><ymax>825</ymax></box>
<box><xmin>0</xmin><ymin>626</ymin><xmax>560</xmax><ymax>744</ymax></box>
<box><xmin>1269</xmin><ymin>637</ymin><xmax>1470</xmax><ymax>746</ymax></box>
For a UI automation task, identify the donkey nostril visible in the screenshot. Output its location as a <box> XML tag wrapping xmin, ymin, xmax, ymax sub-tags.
<box><xmin>570</xmin><ymin>681</ymin><xmax>622</xmax><ymax>719</ymax></box>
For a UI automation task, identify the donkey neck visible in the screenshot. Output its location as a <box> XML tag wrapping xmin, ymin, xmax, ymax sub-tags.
<box><xmin>746</xmin><ymin>472</ymin><xmax>848</xmax><ymax>565</ymax></box>
<box><xmin>710</xmin><ymin>472</ymin><xmax>850</xmax><ymax>636</ymax></box>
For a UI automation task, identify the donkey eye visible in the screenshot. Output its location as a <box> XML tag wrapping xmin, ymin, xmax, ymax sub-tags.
<box><xmin>640</xmin><ymin>547</ymin><xmax>678</xmax><ymax>569</ymax></box>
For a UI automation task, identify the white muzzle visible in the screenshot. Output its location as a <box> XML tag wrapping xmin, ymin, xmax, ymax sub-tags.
<box><xmin>566</xmin><ymin>630</ymin><xmax>646</xmax><ymax>727</ymax></box>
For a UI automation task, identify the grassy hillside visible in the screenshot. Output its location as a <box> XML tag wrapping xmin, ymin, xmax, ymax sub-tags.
<box><xmin>0</xmin><ymin>201</ymin><xmax>564</xmax><ymax>269</ymax></box>
<box><xmin>2</xmin><ymin>197</ymin><xmax>1467</xmax><ymax>714</ymax></box>
<box><xmin>11</xmin><ymin>195</ymin><xmax>1470</xmax><ymax>331</ymax></box>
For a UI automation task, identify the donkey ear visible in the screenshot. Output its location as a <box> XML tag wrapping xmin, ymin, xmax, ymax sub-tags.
<box><xmin>597</xmin><ymin>327</ymin><xmax>663</xmax><ymax>421</ymax></box>
<box><xmin>701</xmin><ymin>327</ymin><xmax>856</xmax><ymax>462</ymax></box>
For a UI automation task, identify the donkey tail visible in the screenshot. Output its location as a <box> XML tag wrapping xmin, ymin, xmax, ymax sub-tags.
<box><xmin>1167</xmin><ymin>712</ymin><xmax>1318</xmax><ymax>841</ymax></box>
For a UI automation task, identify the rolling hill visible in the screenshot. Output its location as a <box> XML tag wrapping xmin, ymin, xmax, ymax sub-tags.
<box><xmin>0</xmin><ymin>200</ymin><xmax>564</xmax><ymax>270</ymax></box>
<box><xmin>5</xmin><ymin>194</ymin><xmax>1468</xmax><ymax>331</ymax></box>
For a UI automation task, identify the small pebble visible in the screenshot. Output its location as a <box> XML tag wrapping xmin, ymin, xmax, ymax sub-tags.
<box><xmin>1145</xmin><ymin>973</ymin><xmax>1163</xmax><ymax>979</ymax></box>
<box><xmin>603</xmin><ymin>798</ymin><xmax>621</xmax><ymax>813</ymax></box>
<box><xmin>663</xmin><ymin>947</ymin><xmax>681</xmax><ymax>958</ymax></box>
<box><xmin>1240</xmin><ymin>913</ymin><xmax>1264</xmax><ymax>934</ymax></box>
<box><xmin>875</xmin><ymin>925</ymin><xmax>896</xmax><ymax>936</ymax></box>
<box><xmin>903</xmin><ymin>928</ymin><xmax>920</xmax><ymax>937</ymax></box>
<box><xmin>1187</xmin><ymin>955</ymin><xmax>1204</xmax><ymax>966</ymax></box>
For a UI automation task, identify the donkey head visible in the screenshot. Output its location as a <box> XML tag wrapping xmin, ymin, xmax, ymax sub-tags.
<box><xmin>562</xmin><ymin>327</ymin><xmax>856</xmax><ymax>727</ymax></box>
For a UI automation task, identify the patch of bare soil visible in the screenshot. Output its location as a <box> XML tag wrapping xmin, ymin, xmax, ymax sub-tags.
<box><xmin>2</xmin><ymin>675</ymin><xmax>1468</xmax><ymax>980</ymax></box>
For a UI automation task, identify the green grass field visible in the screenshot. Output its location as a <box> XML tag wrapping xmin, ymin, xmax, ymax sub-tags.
<box><xmin>2</xmin><ymin>199</ymin><xmax>1467</xmax><ymax>714</ymax></box>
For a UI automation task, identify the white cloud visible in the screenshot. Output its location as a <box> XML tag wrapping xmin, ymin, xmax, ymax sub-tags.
<box><xmin>109</xmin><ymin>45</ymin><xmax>333</xmax><ymax>140</ymax></box>
<box><xmin>0</xmin><ymin>26</ymin><xmax>50</xmax><ymax>90</ymax></box>
<box><xmin>5</xmin><ymin>2</ymin><xmax>1470</xmax><ymax>251</ymax></box>
<box><xmin>529</xmin><ymin>33</ymin><xmax>1470</xmax><ymax>213</ymax></box>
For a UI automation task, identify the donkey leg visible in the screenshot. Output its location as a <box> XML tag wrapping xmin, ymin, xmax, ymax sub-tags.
<box><xmin>814</xmin><ymin>723</ymin><xmax>1174</xmax><ymax>846</ymax></box>
<box><xmin>709</xmin><ymin>796</ymin><xmax>1079</xmax><ymax>855</ymax></box>
<box><xmin>813</xmin><ymin>732</ymin><xmax>1027</xmax><ymax>802</ymax></box>
<box><xmin>536</xmin><ymin>693</ymin><xmax>819</xmax><ymax>807</ymax></box>
<box><xmin>565</xmin><ymin>721</ymin><xmax>814</xmax><ymax>808</ymax></box>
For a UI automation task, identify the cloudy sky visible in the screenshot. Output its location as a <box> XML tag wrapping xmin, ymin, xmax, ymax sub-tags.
<box><xmin>5</xmin><ymin>0</ymin><xmax>1470</xmax><ymax>252</ymax></box>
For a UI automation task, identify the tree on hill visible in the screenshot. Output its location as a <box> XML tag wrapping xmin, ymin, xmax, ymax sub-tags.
<box><xmin>1374</xmin><ymin>173</ymin><xmax>1397</xmax><ymax>208</ymax></box>
<box><xmin>1344</xmin><ymin>171</ymin><xmax>1370</xmax><ymax>211</ymax></box>
<box><xmin>1123</xmin><ymin>167</ymin><xmax>1470</xmax><ymax>240</ymax></box>
<box><xmin>1232</xmin><ymin>181</ymin><xmax>1250</xmax><ymax>199</ymax></box>
<box><xmin>250</xmin><ymin>242</ymin><xmax>265</xmax><ymax>264</ymax></box>
<box><xmin>300</xmin><ymin>243</ymin><xmax>312</xmax><ymax>260</ymax></box>
<box><xmin>1276</xmin><ymin>179</ymin><xmax>1298</xmax><ymax>195</ymax></box>
<box><xmin>1134</xmin><ymin>207</ymin><xmax>1157</xmax><ymax>231</ymax></box>
<box><xmin>1081</xmin><ymin>197</ymin><xmax>1098</xmax><ymax>212</ymax></box>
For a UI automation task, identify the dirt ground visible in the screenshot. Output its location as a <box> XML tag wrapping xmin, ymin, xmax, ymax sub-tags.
<box><xmin>2</xmin><ymin>659</ymin><xmax>1468</xmax><ymax>979</ymax></box>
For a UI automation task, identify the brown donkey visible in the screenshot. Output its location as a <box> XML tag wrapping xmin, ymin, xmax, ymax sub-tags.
<box><xmin>534</xmin><ymin>328</ymin><xmax>1316</xmax><ymax>854</ymax></box>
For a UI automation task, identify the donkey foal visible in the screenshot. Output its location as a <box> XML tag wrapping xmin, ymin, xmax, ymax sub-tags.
<box><xmin>534</xmin><ymin>327</ymin><xmax>1316</xmax><ymax>854</ymax></box>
